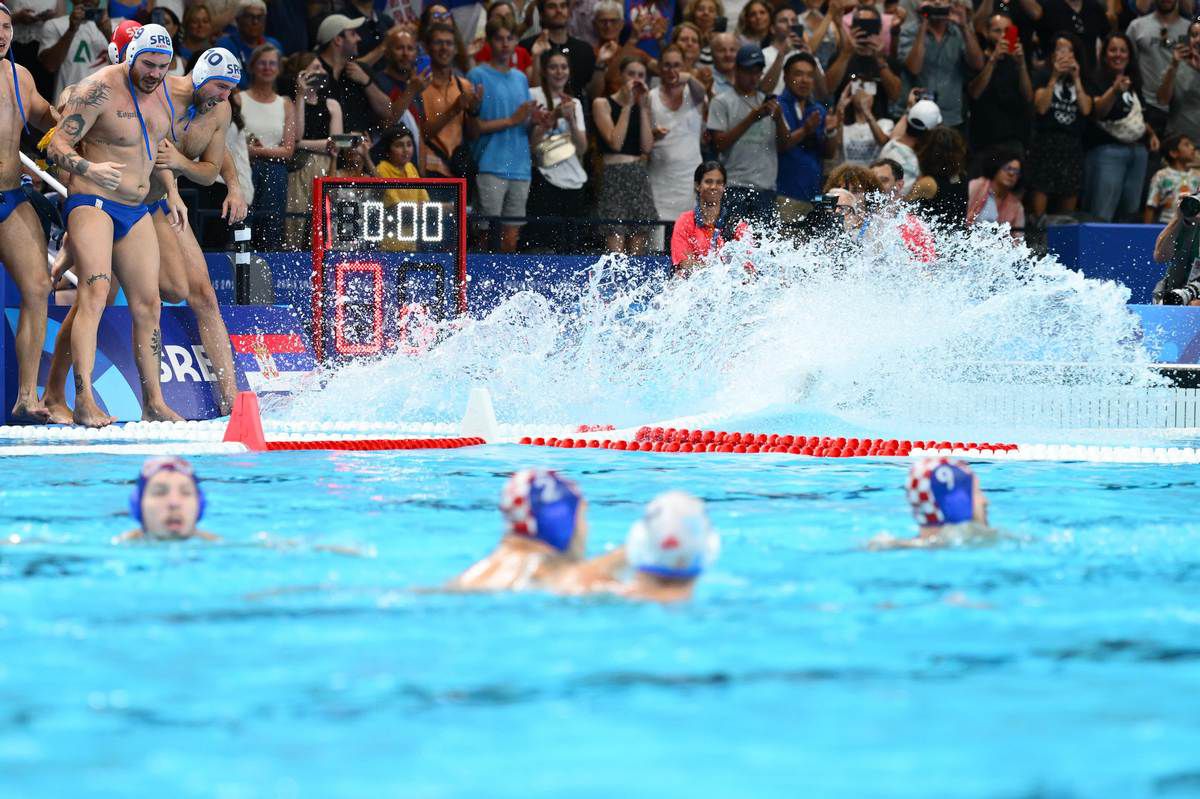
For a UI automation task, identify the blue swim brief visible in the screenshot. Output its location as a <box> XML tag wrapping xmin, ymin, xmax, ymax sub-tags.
<box><xmin>0</xmin><ymin>186</ymin><xmax>29</xmax><ymax>226</ymax></box>
<box><xmin>63</xmin><ymin>193</ymin><xmax>151</xmax><ymax>241</ymax></box>
<box><xmin>147</xmin><ymin>198</ymin><xmax>171</xmax><ymax>216</ymax></box>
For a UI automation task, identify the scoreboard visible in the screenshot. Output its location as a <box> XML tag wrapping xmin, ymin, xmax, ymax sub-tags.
<box><xmin>311</xmin><ymin>177</ymin><xmax>468</xmax><ymax>361</ymax></box>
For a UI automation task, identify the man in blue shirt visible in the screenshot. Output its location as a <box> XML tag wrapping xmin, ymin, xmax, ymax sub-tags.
<box><xmin>215</xmin><ymin>0</ymin><xmax>281</xmax><ymax>88</ymax></box>
<box><xmin>468</xmin><ymin>15</ymin><xmax>536</xmax><ymax>253</ymax></box>
<box><xmin>777</xmin><ymin>52</ymin><xmax>828</xmax><ymax>204</ymax></box>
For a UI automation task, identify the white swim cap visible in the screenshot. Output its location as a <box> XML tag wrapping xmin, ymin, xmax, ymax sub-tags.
<box><xmin>626</xmin><ymin>491</ymin><xmax>719</xmax><ymax>579</ymax></box>
<box><xmin>125</xmin><ymin>24</ymin><xmax>174</xmax><ymax>64</ymax></box>
<box><xmin>193</xmin><ymin>47</ymin><xmax>242</xmax><ymax>89</ymax></box>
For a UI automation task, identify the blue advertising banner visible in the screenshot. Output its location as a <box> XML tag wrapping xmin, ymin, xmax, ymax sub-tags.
<box><xmin>2</xmin><ymin>305</ymin><xmax>316</xmax><ymax>423</ymax></box>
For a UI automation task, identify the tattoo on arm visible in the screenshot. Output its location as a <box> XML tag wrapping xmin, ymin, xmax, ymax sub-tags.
<box><xmin>48</xmin><ymin>150</ymin><xmax>91</xmax><ymax>176</ymax></box>
<box><xmin>68</xmin><ymin>82</ymin><xmax>111</xmax><ymax>110</ymax></box>
<box><xmin>150</xmin><ymin>328</ymin><xmax>162</xmax><ymax>359</ymax></box>
<box><xmin>60</xmin><ymin>114</ymin><xmax>86</xmax><ymax>142</ymax></box>
<box><xmin>85</xmin><ymin>273</ymin><xmax>110</xmax><ymax>286</ymax></box>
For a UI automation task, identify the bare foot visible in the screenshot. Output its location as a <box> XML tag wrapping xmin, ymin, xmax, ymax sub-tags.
<box><xmin>74</xmin><ymin>402</ymin><xmax>116</xmax><ymax>428</ymax></box>
<box><xmin>42</xmin><ymin>395</ymin><xmax>74</xmax><ymax>425</ymax></box>
<box><xmin>142</xmin><ymin>402</ymin><xmax>185</xmax><ymax>423</ymax></box>
<box><xmin>9</xmin><ymin>400</ymin><xmax>52</xmax><ymax>425</ymax></box>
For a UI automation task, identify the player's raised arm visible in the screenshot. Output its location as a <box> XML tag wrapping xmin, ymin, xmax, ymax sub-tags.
<box><xmin>46</xmin><ymin>77</ymin><xmax>123</xmax><ymax>190</ymax></box>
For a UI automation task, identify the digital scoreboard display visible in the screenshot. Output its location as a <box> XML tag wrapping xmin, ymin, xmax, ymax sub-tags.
<box><xmin>311</xmin><ymin>177</ymin><xmax>467</xmax><ymax>361</ymax></box>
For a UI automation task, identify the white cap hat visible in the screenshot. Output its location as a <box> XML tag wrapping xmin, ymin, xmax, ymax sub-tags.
<box><xmin>192</xmin><ymin>47</ymin><xmax>242</xmax><ymax>89</ymax></box>
<box><xmin>908</xmin><ymin>99</ymin><xmax>942</xmax><ymax>132</ymax></box>
<box><xmin>626</xmin><ymin>491</ymin><xmax>720</xmax><ymax>579</ymax></box>
<box><xmin>316</xmin><ymin>14</ymin><xmax>365</xmax><ymax>47</ymax></box>
<box><xmin>125</xmin><ymin>23</ymin><xmax>174</xmax><ymax>64</ymax></box>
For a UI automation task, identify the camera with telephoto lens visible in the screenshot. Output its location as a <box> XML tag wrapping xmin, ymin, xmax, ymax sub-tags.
<box><xmin>1181</xmin><ymin>194</ymin><xmax>1200</xmax><ymax>221</ymax></box>
<box><xmin>1160</xmin><ymin>283</ymin><xmax>1200</xmax><ymax>305</ymax></box>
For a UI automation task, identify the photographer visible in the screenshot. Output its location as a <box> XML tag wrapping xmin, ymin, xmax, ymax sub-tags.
<box><xmin>1152</xmin><ymin>192</ymin><xmax>1200</xmax><ymax>305</ymax></box>
<box><xmin>899</xmin><ymin>0</ymin><xmax>984</xmax><ymax>131</ymax></box>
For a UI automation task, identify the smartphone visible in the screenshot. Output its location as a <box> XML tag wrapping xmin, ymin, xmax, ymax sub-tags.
<box><xmin>790</xmin><ymin>23</ymin><xmax>805</xmax><ymax>38</ymax></box>
<box><xmin>851</xmin><ymin>16</ymin><xmax>882</xmax><ymax>35</ymax></box>
<box><xmin>713</xmin><ymin>15</ymin><xmax>728</xmax><ymax>33</ymax></box>
<box><xmin>331</xmin><ymin>133</ymin><xmax>363</xmax><ymax>149</ymax></box>
<box><xmin>863</xmin><ymin>80</ymin><xmax>877</xmax><ymax>96</ymax></box>
<box><xmin>84</xmin><ymin>7</ymin><xmax>104</xmax><ymax>22</ymax></box>
<box><xmin>416</xmin><ymin>54</ymin><xmax>431</xmax><ymax>73</ymax></box>
<box><xmin>1004</xmin><ymin>24</ymin><xmax>1019</xmax><ymax>51</ymax></box>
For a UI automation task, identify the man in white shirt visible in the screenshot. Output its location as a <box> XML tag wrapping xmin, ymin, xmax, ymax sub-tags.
<box><xmin>6</xmin><ymin>0</ymin><xmax>58</xmax><ymax>96</ymax></box>
<box><xmin>38</xmin><ymin>0</ymin><xmax>116</xmax><ymax>99</ymax></box>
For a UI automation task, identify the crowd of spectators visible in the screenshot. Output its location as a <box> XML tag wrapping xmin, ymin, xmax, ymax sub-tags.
<box><xmin>10</xmin><ymin>0</ymin><xmax>1200</xmax><ymax>253</ymax></box>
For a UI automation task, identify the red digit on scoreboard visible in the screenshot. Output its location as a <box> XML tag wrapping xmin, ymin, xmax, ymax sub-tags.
<box><xmin>333</xmin><ymin>261</ymin><xmax>384</xmax><ymax>356</ymax></box>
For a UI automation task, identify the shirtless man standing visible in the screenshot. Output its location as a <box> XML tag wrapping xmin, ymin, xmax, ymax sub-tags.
<box><xmin>0</xmin><ymin>3</ymin><xmax>58</xmax><ymax>423</ymax></box>
<box><xmin>45</xmin><ymin>23</ymin><xmax>186</xmax><ymax>427</ymax></box>
<box><xmin>42</xmin><ymin>45</ymin><xmax>247</xmax><ymax>421</ymax></box>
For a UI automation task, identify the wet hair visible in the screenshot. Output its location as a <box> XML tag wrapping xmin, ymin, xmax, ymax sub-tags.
<box><xmin>916</xmin><ymin>126</ymin><xmax>967</xmax><ymax>181</ymax></box>
<box><xmin>869</xmin><ymin>158</ymin><xmax>903</xmax><ymax>184</ymax></box>
<box><xmin>823</xmin><ymin>163</ymin><xmax>882</xmax><ymax>194</ymax></box>
<box><xmin>694</xmin><ymin>160</ymin><xmax>727</xmax><ymax>184</ymax></box>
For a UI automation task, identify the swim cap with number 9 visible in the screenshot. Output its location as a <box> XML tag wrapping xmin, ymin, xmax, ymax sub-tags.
<box><xmin>125</xmin><ymin>23</ymin><xmax>174</xmax><ymax>64</ymax></box>
<box><xmin>193</xmin><ymin>48</ymin><xmax>243</xmax><ymax>90</ymax></box>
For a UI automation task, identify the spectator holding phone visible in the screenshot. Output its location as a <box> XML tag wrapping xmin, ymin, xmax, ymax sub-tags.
<box><xmin>649</xmin><ymin>45</ymin><xmax>707</xmax><ymax>234</ymax></box>
<box><xmin>796</xmin><ymin>0</ymin><xmax>838</xmax><ymax>68</ymax></box>
<box><xmin>1157</xmin><ymin>19</ymin><xmax>1200</xmax><ymax>148</ymax></box>
<box><xmin>707</xmin><ymin>44</ymin><xmax>785</xmax><ymax>225</ymax></box>
<box><xmin>828</xmin><ymin>81</ymin><xmax>895</xmax><ymax>165</ymax></box>
<box><xmin>776</xmin><ymin>52</ymin><xmax>828</xmax><ymax>204</ymax></box>
<box><xmin>1126</xmin><ymin>0</ymin><xmax>1190</xmax><ymax>136</ymax></box>
<box><xmin>968</xmin><ymin>14</ymin><xmax>1032</xmax><ymax>156</ymax></box>
<box><xmin>899</xmin><ymin>0</ymin><xmax>984</xmax><ymax>131</ymax></box>
<box><xmin>1083</xmin><ymin>32</ymin><xmax>1158</xmax><ymax>222</ymax></box>
<box><xmin>1026</xmin><ymin>32</ymin><xmax>1093</xmax><ymax>225</ymax></box>
<box><xmin>1145</xmin><ymin>134</ymin><xmax>1200</xmax><ymax>224</ymax></box>
<box><xmin>1030</xmin><ymin>0</ymin><xmax>1108</xmax><ymax>74</ymax></box>
<box><xmin>839</xmin><ymin>0</ymin><xmax>902</xmax><ymax>57</ymax></box>
<box><xmin>343</xmin><ymin>0</ymin><xmax>396</xmax><ymax>60</ymax></box>
<box><xmin>761</xmin><ymin>5</ymin><xmax>823</xmax><ymax>96</ymax></box>
<box><xmin>38</xmin><ymin>0</ymin><xmax>113</xmax><ymax>100</ymax></box>
<box><xmin>825</xmin><ymin>5</ymin><xmax>902</xmax><ymax>120</ymax></box>
<box><xmin>284</xmin><ymin>53</ymin><xmax>343</xmax><ymax>249</ymax></box>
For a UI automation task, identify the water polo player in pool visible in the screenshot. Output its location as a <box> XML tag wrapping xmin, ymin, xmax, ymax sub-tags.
<box><xmin>870</xmin><ymin>457</ymin><xmax>995</xmax><ymax>550</ymax></box>
<box><xmin>576</xmin><ymin>491</ymin><xmax>721</xmax><ymax>603</ymax></box>
<box><xmin>449</xmin><ymin>469</ymin><xmax>593</xmax><ymax>591</ymax></box>
<box><xmin>117</xmin><ymin>456</ymin><xmax>219</xmax><ymax>542</ymax></box>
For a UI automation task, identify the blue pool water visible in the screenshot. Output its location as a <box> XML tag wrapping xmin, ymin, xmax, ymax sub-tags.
<box><xmin>3</xmin><ymin>445</ymin><xmax>1199</xmax><ymax>797</ymax></box>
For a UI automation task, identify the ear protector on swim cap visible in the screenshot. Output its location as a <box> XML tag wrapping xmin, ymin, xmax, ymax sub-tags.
<box><xmin>499</xmin><ymin>469</ymin><xmax>582</xmax><ymax>552</ymax></box>
<box><xmin>108</xmin><ymin>20</ymin><xmax>143</xmax><ymax>65</ymax></box>
<box><xmin>626</xmin><ymin>491</ymin><xmax>720</xmax><ymax>579</ymax></box>
<box><xmin>907</xmin><ymin>457</ymin><xmax>975</xmax><ymax>527</ymax></box>
<box><xmin>129</xmin><ymin>456</ymin><xmax>207</xmax><ymax>526</ymax></box>
<box><xmin>193</xmin><ymin>47</ymin><xmax>242</xmax><ymax>89</ymax></box>
<box><xmin>125</xmin><ymin>23</ymin><xmax>174</xmax><ymax>65</ymax></box>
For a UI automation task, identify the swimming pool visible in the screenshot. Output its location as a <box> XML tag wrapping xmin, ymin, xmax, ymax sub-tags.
<box><xmin>3</xmin><ymin>442</ymin><xmax>1199</xmax><ymax>797</ymax></box>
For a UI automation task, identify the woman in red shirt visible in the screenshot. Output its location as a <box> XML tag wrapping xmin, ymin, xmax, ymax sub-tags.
<box><xmin>671</xmin><ymin>161</ymin><xmax>748</xmax><ymax>276</ymax></box>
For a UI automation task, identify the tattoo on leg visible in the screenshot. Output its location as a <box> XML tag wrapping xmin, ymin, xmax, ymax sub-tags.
<box><xmin>151</xmin><ymin>328</ymin><xmax>162</xmax><ymax>359</ymax></box>
<box><xmin>73</xmin><ymin>373</ymin><xmax>84</xmax><ymax>393</ymax></box>
<box><xmin>85</xmin><ymin>273</ymin><xmax>110</xmax><ymax>286</ymax></box>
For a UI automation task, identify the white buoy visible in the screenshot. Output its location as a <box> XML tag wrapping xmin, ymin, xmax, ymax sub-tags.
<box><xmin>460</xmin><ymin>387</ymin><xmax>499</xmax><ymax>443</ymax></box>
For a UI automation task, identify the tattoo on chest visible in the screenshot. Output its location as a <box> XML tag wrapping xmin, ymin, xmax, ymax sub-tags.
<box><xmin>116</xmin><ymin>111</ymin><xmax>137</xmax><ymax>119</ymax></box>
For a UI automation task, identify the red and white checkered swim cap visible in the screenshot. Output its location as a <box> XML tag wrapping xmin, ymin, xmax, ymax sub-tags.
<box><xmin>906</xmin><ymin>457</ymin><xmax>976</xmax><ymax>527</ymax></box>
<box><xmin>499</xmin><ymin>469</ymin><xmax>582</xmax><ymax>552</ymax></box>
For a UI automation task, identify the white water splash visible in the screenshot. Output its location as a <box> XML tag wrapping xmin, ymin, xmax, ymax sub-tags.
<box><xmin>283</xmin><ymin>213</ymin><xmax>1158</xmax><ymax>430</ymax></box>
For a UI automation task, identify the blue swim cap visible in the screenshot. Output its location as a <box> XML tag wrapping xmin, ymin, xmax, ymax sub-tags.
<box><xmin>129</xmin><ymin>456</ymin><xmax>207</xmax><ymax>525</ymax></box>
<box><xmin>906</xmin><ymin>457</ymin><xmax>975</xmax><ymax>526</ymax></box>
<box><xmin>499</xmin><ymin>469</ymin><xmax>582</xmax><ymax>552</ymax></box>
